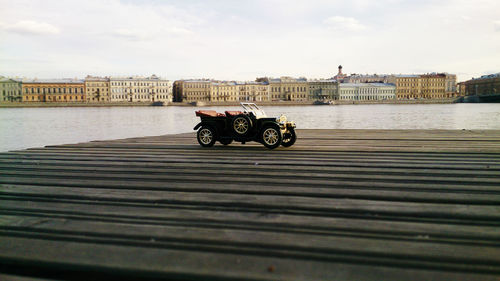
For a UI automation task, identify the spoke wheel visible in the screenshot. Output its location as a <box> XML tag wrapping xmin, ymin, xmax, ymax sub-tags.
<box><xmin>261</xmin><ymin>126</ymin><xmax>282</xmax><ymax>149</ymax></box>
<box><xmin>281</xmin><ymin>128</ymin><xmax>297</xmax><ymax>147</ymax></box>
<box><xmin>232</xmin><ymin>115</ymin><xmax>251</xmax><ymax>136</ymax></box>
<box><xmin>197</xmin><ymin>126</ymin><xmax>216</xmax><ymax>147</ymax></box>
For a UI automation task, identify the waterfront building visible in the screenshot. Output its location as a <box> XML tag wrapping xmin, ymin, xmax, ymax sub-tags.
<box><xmin>462</xmin><ymin>73</ymin><xmax>500</xmax><ymax>96</ymax></box>
<box><xmin>109</xmin><ymin>75</ymin><xmax>172</xmax><ymax>103</ymax></box>
<box><xmin>387</xmin><ymin>75</ymin><xmax>422</xmax><ymax>99</ymax></box>
<box><xmin>387</xmin><ymin>73</ymin><xmax>454</xmax><ymax>99</ymax></box>
<box><xmin>85</xmin><ymin>76</ymin><xmax>110</xmax><ymax>102</ymax></box>
<box><xmin>173</xmin><ymin>80</ymin><xmax>212</xmax><ymax>103</ymax></box>
<box><xmin>238</xmin><ymin>82</ymin><xmax>270</xmax><ymax>102</ymax></box>
<box><xmin>457</xmin><ymin>81</ymin><xmax>467</xmax><ymax>96</ymax></box>
<box><xmin>22</xmin><ymin>79</ymin><xmax>85</xmax><ymax>102</ymax></box>
<box><xmin>344</xmin><ymin>74</ymin><xmax>390</xmax><ymax>84</ymax></box>
<box><xmin>338</xmin><ymin>83</ymin><xmax>396</xmax><ymax>101</ymax></box>
<box><xmin>210</xmin><ymin>81</ymin><xmax>239</xmax><ymax>102</ymax></box>
<box><xmin>0</xmin><ymin>77</ymin><xmax>22</xmax><ymax>102</ymax></box>
<box><xmin>174</xmin><ymin>80</ymin><xmax>270</xmax><ymax>103</ymax></box>
<box><xmin>421</xmin><ymin>73</ymin><xmax>446</xmax><ymax>99</ymax></box>
<box><xmin>172</xmin><ymin>80</ymin><xmax>184</xmax><ymax>102</ymax></box>
<box><xmin>445</xmin><ymin>74</ymin><xmax>457</xmax><ymax>97</ymax></box>
<box><xmin>269</xmin><ymin>76</ymin><xmax>308</xmax><ymax>101</ymax></box>
<box><xmin>308</xmin><ymin>79</ymin><xmax>338</xmax><ymax>101</ymax></box>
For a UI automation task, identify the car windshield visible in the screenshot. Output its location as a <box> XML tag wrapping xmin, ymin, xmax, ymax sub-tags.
<box><xmin>241</xmin><ymin>103</ymin><xmax>266</xmax><ymax>118</ymax></box>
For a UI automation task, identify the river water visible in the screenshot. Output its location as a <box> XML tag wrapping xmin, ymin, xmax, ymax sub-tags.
<box><xmin>1</xmin><ymin>104</ymin><xmax>499</xmax><ymax>152</ymax></box>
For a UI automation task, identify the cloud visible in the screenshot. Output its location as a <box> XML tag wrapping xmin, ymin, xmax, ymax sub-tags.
<box><xmin>1</xmin><ymin>0</ymin><xmax>500</xmax><ymax>82</ymax></box>
<box><xmin>0</xmin><ymin>20</ymin><xmax>60</xmax><ymax>35</ymax></box>
<box><xmin>494</xmin><ymin>20</ymin><xmax>500</xmax><ymax>32</ymax></box>
<box><xmin>110</xmin><ymin>26</ymin><xmax>192</xmax><ymax>41</ymax></box>
<box><xmin>323</xmin><ymin>16</ymin><xmax>366</xmax><ymax>32</ymax></box>
<box><xmin>111</xmin><ymin>29</ymin><xmax>151</xmax><ymax>41</ymax></box>
<box><xmin>165</xmin><ymin>27</ymin><xmax>192</xmax><ymax>35</ymax></box>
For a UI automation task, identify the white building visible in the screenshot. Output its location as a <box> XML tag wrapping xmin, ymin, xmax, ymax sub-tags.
<box><xmin>0</xmin><ymin>77</ymin><xmax>22</xmax><ymax>102</ymax></box>
<box><xmin>110</xmin><ymin>75</ymin><xmax>172</xmax><ymax>103</ymax></box>
<box><xmin>339</xmin><ymin>83</ymin><xmax>396</xmax><ymax>101</ymax></box>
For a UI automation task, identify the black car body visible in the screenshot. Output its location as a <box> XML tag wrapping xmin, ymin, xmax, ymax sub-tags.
<box><xmin>194</xmin><ymin>103</ymin><xmax>296</xmax><ymax>149</ymax></box>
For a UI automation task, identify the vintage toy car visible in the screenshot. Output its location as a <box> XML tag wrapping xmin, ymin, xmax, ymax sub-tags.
<box><xmin>194</xmin><ymin>103</ymin><xmax>296</xmax><ymax>149</ymax></box>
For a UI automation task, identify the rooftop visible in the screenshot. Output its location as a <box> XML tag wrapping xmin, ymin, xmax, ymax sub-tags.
<box><xmin>22</xmin><ymin>79</ymin><xmax>85</xmax><ymax>84</ymax></box>
<box><xmin>393</xmin><ymin>74</ymin><xmax>420</xmax><ymax>78</ymax></box>
<box><xmin>308</xmin><ymin>79</ymin><xmax>337</xmax><ymax>83</ymax></box>
<box><xmin>269</xmin><ymin>77</ymin><xmax>308</xmax><ymax>83</ymax></box>
<box><xmin>0</xmin><ymin>77</ymin><xmax>21</xmax><ymax>83</ymax></box>
<box><xmin>476</xmin><ymin>73</ymin><xmax>500</xmax><ymax>80</ymax></box>
<box><xmin>109</xmin><ymin>75</ymin><xmax>168</xmax><ymax>81</ymax></box>
<box><xmin>340</xmin><ymin>83</ymin><xmax>396</xmax><ymax>87</ymax></box>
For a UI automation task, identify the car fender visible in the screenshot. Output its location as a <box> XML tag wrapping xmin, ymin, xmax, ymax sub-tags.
<box><xmin>194</xmin><ymin>121</ymin><xmax>218</xmax><ymax>135</ymax></box>
<box><xmin>260</xmin><ymin>121</ymin><xmax>280</xmax><ymax>130</ymax></box>
<box><xmin>193</xmin><ymin>122</ymin><xmax>203</xmax><ymax>131</ymax></box>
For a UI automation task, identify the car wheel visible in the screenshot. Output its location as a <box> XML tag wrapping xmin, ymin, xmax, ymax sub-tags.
<box><xmin>281</xmin><ymin>128</ymin><xmax>297</xmax><ymax>147</ymax></box>
<box><xmin>197</xmin><ymin>126</ymin><xmax>216</xmax><ymax>147</ymax></box>
<box><xmin>219</xmin><ymin>138</ymin><xmax>233</xmax><ymax>145</ymax></box>
<box><xmin>232</xmin><ymin>115</ymin><xmax>252</xmax><ymax>136</ymax></box>
<box><xmin>261</xmin><ymin>125</ymin><xmax>282</xmax><ymax>149</ymax></box>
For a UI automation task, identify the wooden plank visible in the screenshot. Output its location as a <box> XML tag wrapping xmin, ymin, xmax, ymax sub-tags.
<box><xmin>3</xmin><ymin>199</ymin><xmax>500</xmax><ymax>241</ymax></box>
<box><xmin>3</xmin><ymin>170</ymin><xmax>500</xmax><ymax>194</ymax></box>
<box><xmin>1</xmin><ymin>129</ymin><xmax>500</xmax><ymax>280</ymax></box>
<box><xmin>2</xmin><ymin>159</ymin><xmax>500</xmax><ymax>177</ymax></box>
<box><xmin>2</xmin><ymin>215</ymin><xmax>500</xmax><ymax>271</ymax></box>
<box><xmin>2</xmin><ymin>237</ymin><xmax>499</xmax><ymax>281</ymax></box>
<box><xmin>1</xmin><ymin>165</ymin><xmax>500</xmax><ymax>187</ymax></box>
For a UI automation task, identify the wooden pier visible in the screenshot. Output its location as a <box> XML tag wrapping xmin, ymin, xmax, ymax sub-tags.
<box><xmin>1</xmin><ymin>129</ymin><xmax>500</xmax><ymax>280</ymax></box>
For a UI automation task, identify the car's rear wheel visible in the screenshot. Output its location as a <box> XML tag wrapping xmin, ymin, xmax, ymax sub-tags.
<box><xmin>232</xmin><ymin>115</ymin><xmax>252</xmax><ymax>136</ymax></box>
<box><xmin>281</xmin><ymin>128</ymin><xmax>297</xmax><ymax>147</ymax></box>
<box><xmin>197</xmin><ymin>126</ymin><xmax>216</xmax><ymax>147</ymax></box>
<box><xmin>261</xmin><ymin>125</ymin><xmax>282</xmax><ymax>149</ymax></box>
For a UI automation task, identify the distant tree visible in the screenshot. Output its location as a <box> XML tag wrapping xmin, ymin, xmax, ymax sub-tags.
<box><xmin>255</xmin><ymin>77</ymin><xmax>269</xmax><ymax>83</ymax></box>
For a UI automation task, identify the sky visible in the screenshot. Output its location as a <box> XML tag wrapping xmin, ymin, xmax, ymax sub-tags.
<box><xmin>0</xmin><ymin>0</ymin><xmax>499</xmax><ymax>82</ymax></box>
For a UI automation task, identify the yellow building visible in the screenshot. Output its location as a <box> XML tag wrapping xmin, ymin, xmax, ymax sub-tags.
<box><xmin>421</xmin><ymin>74</ymin><xmax>446</xmax><ymax>99</ymax></box>
<box><xmin>238</xmin><ymin>82</ymin><xmax>270</xmax><ymax>102</ymax></box>
<box><xmin>174</xmin><ymin>80</ymin><xmax>212</xmax><ymax>102</ymax></box>
<box><xmin>210</xmin><ymin>82</ymin><xmax>239</xmax><ymax>102</ymax></box>
<box><xmin>174</xmin><ymin>80</ymin><xmax>270</xmax><ymax>103</ymax></box>
<box><xmin>388</xmin><ymin>73</ymin><xmax>451</xmax><ymax>99</ymax></box>
<box><xmin>22</xmin><ymin>79</ymin><xmax>85</xmax><ymax>102</ymax></box>
<box><xmin>387</xmin><ymin>75</ymin><xmax>422</xmax><ymax>99</ymax></box>
<box><xmin>85</xmin><ymin>76</ymin><xmax>110</xmax><ymax>102</ymax></box>
<box><xmin>269</xmin><ymin>77</ymin><xmax>308</xmax><ymax>101</ymax></box>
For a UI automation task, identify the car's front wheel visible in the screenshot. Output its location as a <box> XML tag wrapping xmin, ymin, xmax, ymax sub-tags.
<box><xmin>281</xmin><ymin>128</ymin><xmax>297</xmax><ymax>147</ymax></box>
<box><xmin>261</xmin><ymin>125</ymin><xmax>282</xmax><ymax>149</ymax></box>
<box><xmin>197</xmin><ymin>126</ymin><xmax>216</xmax><ymax>147</ymax></box>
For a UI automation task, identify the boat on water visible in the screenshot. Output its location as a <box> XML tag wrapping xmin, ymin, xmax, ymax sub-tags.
<box><xmin>151</xmin><ymin>101</ymin><xmax>165</xmax><ymax>106</ymax></box>
<box><xmin>313</xmin><ymin>100</ymin><xmax>334</xmax><ymax>105</ymax></box>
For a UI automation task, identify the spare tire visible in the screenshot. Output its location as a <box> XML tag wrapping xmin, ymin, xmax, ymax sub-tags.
<box><xmin>231</xmin><ymin>115</ymin><xmax>252</xmax><ymax>136</ymax></box>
